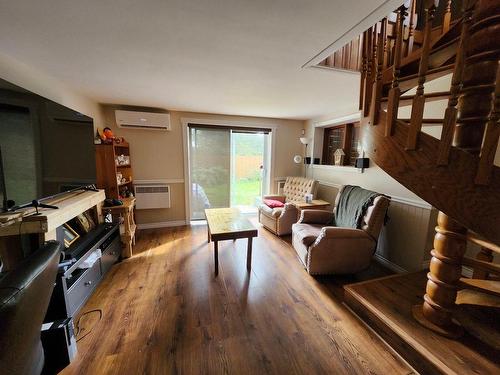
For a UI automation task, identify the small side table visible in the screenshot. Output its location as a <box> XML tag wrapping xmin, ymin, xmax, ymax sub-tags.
<box><xmin>295</xmin><ymin>199</ymin><xmax>331</xmax><ymax>212</ymax></box>
<box><xmin>107</xmin><ymin>197</ymin><xmax>136</xmax><ymax>258</ymax></box>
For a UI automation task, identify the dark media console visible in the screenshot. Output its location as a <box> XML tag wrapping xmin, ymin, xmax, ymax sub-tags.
<box><xmin>45</xmin><ymin>222</ymin><xmax>121</xmax><ymax>321</ymax></box>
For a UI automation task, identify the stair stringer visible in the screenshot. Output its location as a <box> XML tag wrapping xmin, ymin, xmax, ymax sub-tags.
<box><xmin>361</xmin><ymin>111</ymin><xmax>500</xmax><ymax>245</ymax></box>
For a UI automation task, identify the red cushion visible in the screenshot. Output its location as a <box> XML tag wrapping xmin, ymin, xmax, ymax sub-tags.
<box><xmin>264</xmin><ymin>199</ymin><xmax>284</xmax><ymax>208</ymax></box>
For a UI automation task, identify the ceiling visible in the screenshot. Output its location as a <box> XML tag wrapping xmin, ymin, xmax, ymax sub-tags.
<box><xmin>0</xmin><ymin>0</ymin><xmax>393</xmax><ymax>120</ymax></box>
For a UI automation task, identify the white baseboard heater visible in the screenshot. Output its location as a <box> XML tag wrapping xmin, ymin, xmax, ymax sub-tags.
<box><xmin>134</xmin><ymin>182</ymin><xmax>171</xmax><ymax>209</ymax></box>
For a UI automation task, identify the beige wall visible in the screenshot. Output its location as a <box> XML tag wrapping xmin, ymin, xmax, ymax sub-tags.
<box><xmin>102</xmin><ymin>105</ymin><xmax>305</xmax><ymax>225</ymax></box>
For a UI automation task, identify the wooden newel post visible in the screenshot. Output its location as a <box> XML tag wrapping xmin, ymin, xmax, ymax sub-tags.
<box><xmin>414</xmin><ymin>212</ymin><xmax>467</xmax><ymax>337</ymax></box>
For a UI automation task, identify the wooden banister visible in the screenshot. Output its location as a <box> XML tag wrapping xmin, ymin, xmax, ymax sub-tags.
<box><xmin>475</xmin><ymin>64</ymin><xmax>500</xmax><ymax>185</ymax></box>
<box><xmin>406</xmin><ymin>0</ymin><xmax>438</xmax><ymax>150</ymax></box>
<box><xmin>385</xmin><ymin>5</ymin><xmax>407</xmax><ymax>137</ymax></box>
<box><xmin>437</xmin><ymin>0</ymin><xmax>475</xmax><ymax>165</ymax></box>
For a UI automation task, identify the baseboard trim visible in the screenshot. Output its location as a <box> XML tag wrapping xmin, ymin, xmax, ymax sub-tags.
<box><xmin>373</xmin><ymin>254</ymin><xmax>408</xmax><ymax>273</ymax></box>
<box><xmin>137</xmin><ymin>220</ymin><xmax>188</xmax><ymax>230</ymax></box>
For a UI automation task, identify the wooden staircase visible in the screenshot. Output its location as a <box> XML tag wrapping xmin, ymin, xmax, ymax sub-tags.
<box><xmin>351</xmin><ymin>0</ymin><xmax>500</xmax><ymax>353</ymax></box>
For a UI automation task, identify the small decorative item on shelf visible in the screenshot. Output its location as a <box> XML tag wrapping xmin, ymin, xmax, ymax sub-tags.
<box><xmin>62</xmin><ymin>223</ymin><xmax>80</xmax><ymax>248</ymax></box>
<box><xmin>103</xmin><ymin>127</ymin><xmax>115</xmax><ymax>141</ymax></box>
<box><xmin>115</xmin><ymin>154</ymin><xmax>130</xmax><ymax>166</ymax></box>
<box><xmin>114</xmin><ymin>136</ymin><xmax>125</xmax><ymax>144</ymax></box>
<box><xmin>119</xmin><ymin>186</ymin><xmax>134</xmax><ymax>199</ymax></box>
<box><xmin>334</xmin><ymin>149</ymin><xmax>345</xmax><ymax>166</ymax></box>
<box><xmin>94</xmin><ymin>130</ymin><xmax>102</xmax><ymax>144</ymax></box>
<box><xmin>83</xmin><ymin>210</ymin><xmax>96</xmax><ymax>229</ymax></box>
<box><xmin>74</xmin><ymin>212</ymin><xmax>94</xmax><ymax>233</ymax></box>
<box><xmin>116</xmin><ymin>172</ymin><xmax>123</xmax><ymax>184</ymax></box>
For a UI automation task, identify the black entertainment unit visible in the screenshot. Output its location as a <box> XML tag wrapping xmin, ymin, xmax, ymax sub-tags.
<box><xmin>45</xmin><ymin>222</ymin><xmax>121</xmax><ymax>322</ymax></box>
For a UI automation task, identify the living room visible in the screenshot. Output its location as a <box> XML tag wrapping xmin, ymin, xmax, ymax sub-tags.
<box><xmin>1</xmin><ymin>1</ymin><xmax>499</xmax><ymax>374</ymax></box>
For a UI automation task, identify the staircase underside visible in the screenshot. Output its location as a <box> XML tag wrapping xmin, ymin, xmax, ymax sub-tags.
<box><xmin>344</xmin><ymin>272</ymin><xmax>500</xmax><ymax>375</ymax></box>
<box><xmin>361</xmin><ymin>111</ymin><xmax>500</xmax><ymax>244</ymax></box>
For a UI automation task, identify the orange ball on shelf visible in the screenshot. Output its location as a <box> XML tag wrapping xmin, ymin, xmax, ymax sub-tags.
<box><xmin>103</xmin><ymin>127</ymin><xmax>114</xmax><ymax>139</ymax></box>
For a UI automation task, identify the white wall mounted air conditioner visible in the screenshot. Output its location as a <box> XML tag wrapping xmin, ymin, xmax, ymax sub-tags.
<box><xmin>134</xmin><ymin>183</ymin><xmax>171</xmax><ymax>209</ymax></box>
<box><xmin>115</xmin><ymin>110</ymin><xmax>171</xmax><ymax>130</ymax></box>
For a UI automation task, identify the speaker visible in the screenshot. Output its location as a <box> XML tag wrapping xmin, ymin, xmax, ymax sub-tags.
<box><xmin>355</xmin><ymin>158</ymin><xmax>370</xmax><ymax>169</ymax></box>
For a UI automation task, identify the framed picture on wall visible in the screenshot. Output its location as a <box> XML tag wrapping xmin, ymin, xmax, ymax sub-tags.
<box><xmin>63</xmin><ymin>223</ymin><xmax>80</xmax><ymax>248</ymax></box>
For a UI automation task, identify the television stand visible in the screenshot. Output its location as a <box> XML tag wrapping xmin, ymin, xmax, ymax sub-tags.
<box><xmin>0</xmin><ymin>189</ymin><xmax>106</xmax><ymax>271</ymax></box>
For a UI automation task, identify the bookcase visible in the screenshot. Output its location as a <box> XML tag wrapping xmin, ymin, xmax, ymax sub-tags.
<box><xmin>95</xmin><ymin>141</ymin><xmax>134</xmax><ymax>199</ymax></box>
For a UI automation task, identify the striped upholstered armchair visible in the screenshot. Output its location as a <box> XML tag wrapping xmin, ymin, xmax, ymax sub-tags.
<box><xmin>258</xmin><ymin>177</ymin><xmax>318</xmax><ymax>236</ymax></box>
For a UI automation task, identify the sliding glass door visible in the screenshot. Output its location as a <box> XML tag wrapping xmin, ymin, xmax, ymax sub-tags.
<box><xmin>189</xmin><ymin>127</ymin><xmax>231</xmax><ymax>219</ymax></box>
<box><xmin>188</xmin><ymin>125</ymin><xmax>270</xmax><ymax>220</ymax></box>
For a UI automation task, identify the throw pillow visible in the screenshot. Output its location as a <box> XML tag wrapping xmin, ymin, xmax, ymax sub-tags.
<box><xmin>264</xmin><ymin>199</ymin><xmax>284</xmax><ymax>208</ymax></box>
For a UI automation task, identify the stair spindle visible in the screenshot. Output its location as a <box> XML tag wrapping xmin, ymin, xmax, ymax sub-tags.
<box><xmin>407</xmin><ymin>0</ymin><xmax>417</xmax><ymax>55</ymax></box>
<box><xmin>385</xmin><ymin>5</ymin><xmax>407</xmax><ymax>137</ymax></box>
<box><xmin>382</xmin><ymin>19</ymin><xmax>389</xmax><ymax>69</ymax></box>
<box><xmin>437</xmin><ymin>0</ymin><xmax>475</xmax><ymax>165</ymax></box>
<box><xmin>372</xmin><ymin>19</ymin><xmax>387</xmax><ymax>125</ymax></box>
<box><xmin>359</xmin><ymin>31</ymin><xmax>368</xmax><ymax>110</ymax></box>
<box><xmin>363</xmin><ymin>27</ymin><xmax>373</xmax><ymax>117</ymax></box>
<box><xmin>406</xmin><ymin>0</ymin><xmax>438</xmax><ymax>150</ymax></box>
<box><xmin>443</xmin><ymin>0</ymin><xmax>452</xmax><ymax>33</ymax></box>
<box><xmin>475</xmin><ymin>65</ymin><xmax>500</xmax><ymax>185</ymax></box>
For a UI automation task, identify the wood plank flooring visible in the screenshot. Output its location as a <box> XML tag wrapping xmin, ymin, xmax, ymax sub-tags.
<box><xmin>61</xmin><ymin>219</ymin><xmax>414</xmax><ymax>375</ymax></box>
<box><xmin>345</xmin><ymin>272</ymin><xmax>500</xmax><ymax>375</ymax></box>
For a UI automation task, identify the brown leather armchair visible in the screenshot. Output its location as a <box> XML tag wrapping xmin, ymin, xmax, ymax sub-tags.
<box><xmin>258</xmin><ymin>177</ymin><xmax>318</xmax><ymax>236</ymax></box>
<box><xmin>0</xmin><ymin>241</ymin><xmax>62</xmax><ymax>375</ymax></box>
<box><xmin>292</xmin><ymin>186</ymin><xmax>390</xmax><ymax>275</ymax></box>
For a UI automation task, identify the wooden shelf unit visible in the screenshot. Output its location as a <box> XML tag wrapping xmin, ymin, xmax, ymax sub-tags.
<box><xmin>95</xmin><ymin>141</ymin><xmax>134</xmax><ymax>199</ymax></box>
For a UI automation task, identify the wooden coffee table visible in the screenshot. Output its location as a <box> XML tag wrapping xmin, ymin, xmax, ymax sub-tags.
<box><xmin>205</xmin><ymin>208</ymin><xmax>258</xmax><ymax>276</ymax></box>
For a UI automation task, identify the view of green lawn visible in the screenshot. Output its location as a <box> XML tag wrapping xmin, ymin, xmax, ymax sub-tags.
<box><xmin>231</xmin><ymin>178</ymin><xmax>261</xmax><ymax>206</ymax></box>
<box><xmin>203</xmin><ymin>178</ymin><xmax>261</xmax><ymax>208</ymax></box>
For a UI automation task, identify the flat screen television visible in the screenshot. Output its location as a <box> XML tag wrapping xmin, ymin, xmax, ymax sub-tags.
<box><xmin>0</xmin><ymin>78</ymin><xmax>96</xmax><ymax>212</ymax></box>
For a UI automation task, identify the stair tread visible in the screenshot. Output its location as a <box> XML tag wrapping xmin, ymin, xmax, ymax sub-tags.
<box><xmin>399</xmin><ymin>118</ymin><xmax>443</xmax><ymax>124</ymax></box>
<box><xmin>459</xmin><ymin>278</ymin><xmax>500</xmax><ymax>298</ymax></box>
<box><xmin>399</xmin><ymin>64</ymin><xmax>454</xmax><ymax>84</ymax></box>
<box><xmin>455</xmin><ymin>289</ymin><xmax>500</xmax><ymax>351</ymax></box>
<box><xmin>430</xmin><ymin>36</ymin><xmax>460</xmax><ymax>55</ymax></box>
<box><xmin>381</xmin><ymin>91</ymin><xmax>450</xmax><ymax>102</ymax></box>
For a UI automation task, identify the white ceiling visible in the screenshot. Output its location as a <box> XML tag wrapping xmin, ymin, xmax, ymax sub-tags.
<box><xmin>0</xmin><ymin>0</ymin><xmax>394</xmax><ymax>120</ymax></box>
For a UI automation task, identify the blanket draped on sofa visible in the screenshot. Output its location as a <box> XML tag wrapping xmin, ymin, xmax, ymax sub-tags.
<box><xmin>334</xmin><ymin>185</ymin><xmax>380</xmax><ymax>229</ymax></box>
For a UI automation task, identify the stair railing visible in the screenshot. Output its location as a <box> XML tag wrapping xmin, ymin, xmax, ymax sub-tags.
<box><xmin>436</xmin><ymin>0</ymin><xmax>474</xmax><ymax>166</ymax></box>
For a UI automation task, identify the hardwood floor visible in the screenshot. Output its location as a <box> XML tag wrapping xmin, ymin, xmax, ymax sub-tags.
<box><xmin>61</xmin><ymin>219</ymin><xmax>414</xmax><ymax>374</ymax></box>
